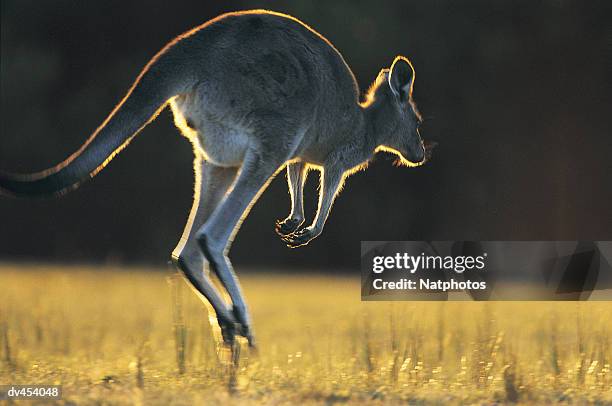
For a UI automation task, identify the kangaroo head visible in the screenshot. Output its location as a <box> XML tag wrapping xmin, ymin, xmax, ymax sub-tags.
<box><xmin>367</xmin><ymin>56</ymin><xmax>426</xmax><ymax>167</ymax></box>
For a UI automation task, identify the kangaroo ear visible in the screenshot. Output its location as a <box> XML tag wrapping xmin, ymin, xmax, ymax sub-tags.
<box><xmin>388</xmin><ymin>56</ymin><xmax>414</xmax><ymax>102</ymax></box>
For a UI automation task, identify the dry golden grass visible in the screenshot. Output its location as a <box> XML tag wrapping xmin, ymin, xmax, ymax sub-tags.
<box><xmin>0</xmin><ymin>264</ymin><xmax>610</xmax><ymax>405</ymax></box>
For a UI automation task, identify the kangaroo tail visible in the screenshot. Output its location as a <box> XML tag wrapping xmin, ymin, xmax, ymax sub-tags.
<box><xmin>0</xmin><ymin>42</ymin><xmax>192</xmax><ymax>198</ymax></box>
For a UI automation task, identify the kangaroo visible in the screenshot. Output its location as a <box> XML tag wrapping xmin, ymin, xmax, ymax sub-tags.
<box><xmin>0</xmin><ymin>10</ymin><xmax>430</xmax><ymax>346</ymax></box>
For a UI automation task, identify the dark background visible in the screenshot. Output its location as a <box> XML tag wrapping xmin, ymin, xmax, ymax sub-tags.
<box><xmin>1</xmin><ymin>0</ymin><xmax>610</xmax><ymax>270</ymax></box>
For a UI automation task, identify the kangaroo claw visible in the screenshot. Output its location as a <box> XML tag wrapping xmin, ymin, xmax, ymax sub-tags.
<box><xmin>281</xmin><ymin>227</ymin><xmax>318</xmax><ymax>248</ymax></box>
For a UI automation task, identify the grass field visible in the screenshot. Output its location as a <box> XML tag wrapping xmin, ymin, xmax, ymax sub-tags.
<box><xmin>0</xmin><ymin>264</ymin><xmax>610</xmax><ymax>405</ymax></box>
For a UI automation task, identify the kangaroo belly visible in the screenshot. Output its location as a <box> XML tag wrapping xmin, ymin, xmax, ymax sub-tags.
<box><xmin>169</xmin><ymin>97</ymin><xmax>249</xmax><ymax>167</ymax></box>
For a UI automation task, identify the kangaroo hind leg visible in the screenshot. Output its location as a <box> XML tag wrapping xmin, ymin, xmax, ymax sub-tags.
<box><xmin>196</xmin><ymin>148</ymin><xmax>289</xmax><ymax>347</ymax></box>
<box><xmin>172</xmin><ymin>156</ymin><xmax>238</xmax><ymax>344</ymax></box>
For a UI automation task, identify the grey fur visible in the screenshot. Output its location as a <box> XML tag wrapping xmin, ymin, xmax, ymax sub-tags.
<box><xmin>0</xmin><ymin>10</ymin><xmax>428</xmax><ymax>345</ymax></box>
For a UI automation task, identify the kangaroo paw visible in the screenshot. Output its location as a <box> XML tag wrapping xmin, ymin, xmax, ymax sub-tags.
<box><xmin>219</xmin><ymin>318</ymin><xmax>237</xmax><ymax>346</ymax></box>
<box><xmin>231</xmin><ymin>305</ymin><xmax>256</xmax><ymax>347</ymax></box>
<box><xmin>281</xmin><ymin>226</ymin><xmax>319</xmax><ymax>248</ymax></box>
<box><xmin>275</xmin><ymin>217</ymin><xmax>304</xmax><ymax>237</ymax></box>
